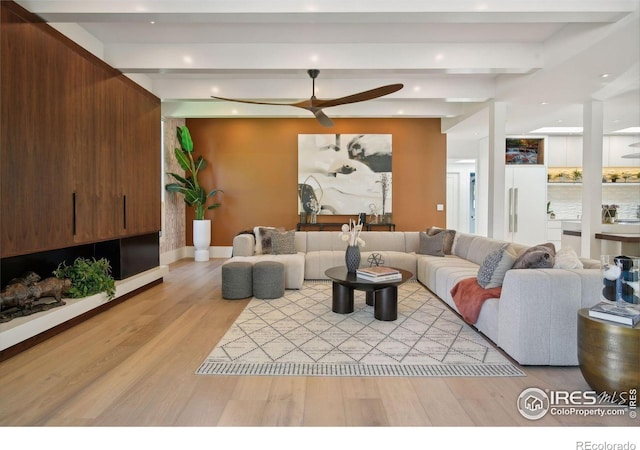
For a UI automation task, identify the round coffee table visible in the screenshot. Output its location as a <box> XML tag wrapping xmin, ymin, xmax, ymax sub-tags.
<box><xmin>577</xmin><ymin>308</ymin><xmax>640</xmax><ymax>395</ymax></box>
<box><xmin>324</xmin><ymin>266</ymin><xmax>413</xmax><ymax>321</ymax></box>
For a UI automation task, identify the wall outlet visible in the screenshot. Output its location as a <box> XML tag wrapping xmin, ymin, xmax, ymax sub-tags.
<box><xmin>437</xmin><ymin>204</ymin><xmax>444</xmax><ymax>211</ymax></box>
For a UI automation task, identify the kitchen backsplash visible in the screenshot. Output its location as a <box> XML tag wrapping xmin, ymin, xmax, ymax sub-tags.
<box><xmin>547</xmin><ymin>184</ymin><xmax>640</xmax><ymax>220</ymax></box>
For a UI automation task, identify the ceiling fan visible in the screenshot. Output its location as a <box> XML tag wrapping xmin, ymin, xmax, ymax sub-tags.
<box><xmin>210</xmin><ymin>69</ymin><xmax>403</xmax><ymax>127</ymax></box>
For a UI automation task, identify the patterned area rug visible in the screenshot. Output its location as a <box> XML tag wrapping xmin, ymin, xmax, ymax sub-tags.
<box><xmin>197</xmin><ymin>281</ymin><xmax>525</xmax><ymax>377</ymax></box>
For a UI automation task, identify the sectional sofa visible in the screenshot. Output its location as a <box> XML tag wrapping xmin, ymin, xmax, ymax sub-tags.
<box><xmin>225</xmin><ymin>229</ymin><xmax>601</xmax><ymax>366</ymax></box>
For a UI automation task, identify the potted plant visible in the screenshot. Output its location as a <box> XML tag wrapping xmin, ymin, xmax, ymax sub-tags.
<box><xmin>53</xmin><ymin>257</ymin><xmax>116</xmax><ymax>300</ymax></box>
<box><xmin>547</xmin><ymin>201</ymin><xmax>555</xmax><ymax>219</ymax></box>
<box><xmin>609</xmin><ymin>173</ymin><xmax>620</xmax><ymax>183</ymax></box>
<box><xmin>166</xmin><ymin>125</ymin><xmax>223</xmax><ymax>261</ymax></box>
<box><xmin>571</xmin><ymin>169</ymin><xmax>582</xmax><ymax>182</ymax></box>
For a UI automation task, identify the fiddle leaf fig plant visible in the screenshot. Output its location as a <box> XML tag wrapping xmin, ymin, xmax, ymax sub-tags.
<box><xmin>165</xmin><ymin>125</ymin><xmax>222</xmax><ymax>220</ymax></box>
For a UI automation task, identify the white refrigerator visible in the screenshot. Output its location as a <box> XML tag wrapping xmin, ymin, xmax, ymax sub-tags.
<box><xmin>504</xmin><ymin>165</ymin><xmax>548</xmax><ymax>246</ymax></box>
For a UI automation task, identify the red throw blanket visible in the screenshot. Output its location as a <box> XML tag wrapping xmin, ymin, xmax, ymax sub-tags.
<box><xmin>450</xmin><ymin>278</ymin><xmax>502</xmax><ymax>324</ymax></box>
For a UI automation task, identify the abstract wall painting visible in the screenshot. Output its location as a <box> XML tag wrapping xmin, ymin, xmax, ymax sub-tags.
<box><xmin>298</xmin><ymin>134</ymin><xmax>392</xmax><ymax>216</ymax></box>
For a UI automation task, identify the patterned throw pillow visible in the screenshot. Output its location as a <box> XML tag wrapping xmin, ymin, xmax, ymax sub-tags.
<box><xmin>271</xmin><ymin>230</ymin><xmax>297</xmax><ymax>255</ymax></box>
<box><xmin>477</xmin><ymin>246</ymin><xmax>516</xmax><ymax>289</ymax></box>
<box><xmin>253</xmin><ymin>226</ymin><xmax>282</xmax><ymax>254</ymax></box>
<box><xmin>418</xmin><ymin>231</ymin><xmax>445</xmax><ymax>257</ymax></box>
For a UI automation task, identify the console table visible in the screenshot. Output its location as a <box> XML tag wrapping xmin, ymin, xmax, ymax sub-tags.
<box><xmin>297</xmin><ymin>222</ymin><xmax>395</xmax><ymax>231</ymax></box>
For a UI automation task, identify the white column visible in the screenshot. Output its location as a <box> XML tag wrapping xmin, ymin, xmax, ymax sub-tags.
<box><xmin>581</xmin><ymin>101</ymin><xmax>604</xmax><ymax>258</ymax></box>
<box><xmin>487</xmin><ymin>102</ymin><xmax>507</xmax><ymax>240</ymax></box>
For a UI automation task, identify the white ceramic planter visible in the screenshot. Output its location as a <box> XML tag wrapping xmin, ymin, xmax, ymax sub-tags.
<box><xmin>193</xmin><ymin>219</ymin><xmax>211</xmax><ymax>262</ymax></box>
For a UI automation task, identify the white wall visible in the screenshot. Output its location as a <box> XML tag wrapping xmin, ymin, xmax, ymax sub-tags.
<box><xmin>446</xmin><ymin>162</ymin><xmax>475</xmax><ymax>233</ymax></box>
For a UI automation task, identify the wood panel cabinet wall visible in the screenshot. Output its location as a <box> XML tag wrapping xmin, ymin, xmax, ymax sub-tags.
<box><xmin>0</xmin><ymin>2</ymin><xmax>161</xmax><ymax>258</ymax></box>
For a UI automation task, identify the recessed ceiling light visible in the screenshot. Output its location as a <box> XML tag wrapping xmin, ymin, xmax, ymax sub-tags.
<box><xmin>540</xmin><ymin>102</ymin><xmax>548</xmax><ymax>105</ymax></box>
<box><xmin>396</xmin><ymin>110</ymin><xmax>404</xmax><ymax>115</ymax></box>
<box><xmin>600</xmin><ymin>73</ymin><xmax>610</xmax><ymax>78</ymax></box>
<box><xmin>310</xmin><ymin>54</ymin><xmax>319</xmax><ymax>63</ymax></box>
<box><xmin>150</xmin><ymin>21</ymin><xmax>155</xmax><ymax>24</ymax></box>
<box><xmin>413</xmin><ymin>86</ymin><xmax>421</xmax><ymax>92</ymax></box>
<box><xmin>435</xmin><ymin>53</ymin><xmax>444</xmax><ymax>62</ymax></box>
<box><xmin>211</xmin><ymin>86</ymin><xmax>219</xmax><ymax>94</ymax></box>
<box><xmin>183</xmin><ymin>55</ymin><xmax>193</xmax><ymax>64</ymax></box>
<box><xmin>456</xmin><ymin>159</ymin><xmax>476</xmax><ymax>163</ymax></box>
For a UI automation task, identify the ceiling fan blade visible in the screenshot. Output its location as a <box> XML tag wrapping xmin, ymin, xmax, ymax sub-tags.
<box><xmin>313</xmin><ymin>109</ymin><xmax>334</xmax><ymax>127</ymax></box>
<box><xmin>315</xmin><ymin>83</ymin><xmax>404</xmax><ymax>109</ymax></box>
<box><xmin>210</xmin><ymin>95</ymin><xmax>296</xmax><ymax>107</ymax></box>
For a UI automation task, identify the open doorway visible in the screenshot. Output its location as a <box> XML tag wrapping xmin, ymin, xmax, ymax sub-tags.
<box><xmin>469</xmin><ymin>172</ymin><xmax>476</xmax><ymax>233</ymax></box>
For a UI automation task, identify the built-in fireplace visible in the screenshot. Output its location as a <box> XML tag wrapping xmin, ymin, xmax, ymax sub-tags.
<box><xmin>1</xmin><ymin>233</ymin><xmax>160</xmax><ymax>288</ymax></box>
<box><xmin>1</xmin><ymin>232</ymin><xmax>163</xmax><ymax>360</ymax></box>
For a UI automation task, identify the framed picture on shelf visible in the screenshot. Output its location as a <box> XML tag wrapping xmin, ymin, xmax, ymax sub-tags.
<box><xmin>506</xmin><ymin>138</ymin><xmax>544</xmax><ymax>165</ymax></box>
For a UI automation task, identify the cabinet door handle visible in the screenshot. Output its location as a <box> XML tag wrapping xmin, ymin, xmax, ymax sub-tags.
<box><xmin>123</xmin><ymin>195</ymin><xmax>127</xmax><ymax>229</ymax></box>
<box><xmin>508</xmin><ymin>188</ymin><xmax>513</xmax><ymax>232</ymax></box>
<box><xmin>513</xmin><ymin>188</ymin><xmax>519</xmax><ymax>233</ymax></box>
<box><xmin>72</xmin><ymin>192</ymin><xmax>77</xmax><ymax>235</ymax></box>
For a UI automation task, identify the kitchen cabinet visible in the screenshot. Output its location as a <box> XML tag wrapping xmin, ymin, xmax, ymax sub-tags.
<box><xmin>604</xmin><ymin>135</ymin><xmax>640</xmax><ymax>167</ymax></box>
<box><xmin>505</xmin><ymin>165</ymin><xmax>548</xmax><ymax>245</ymax></box>
<box><xmin>547</xmin><ymin>135</ymin><xmax>640</xmax><ymax>168</ymax></box>
<box><xmin>546</xmin><ymin>219</ymin><xmax>563</xmax><ymax>250</ymax></box>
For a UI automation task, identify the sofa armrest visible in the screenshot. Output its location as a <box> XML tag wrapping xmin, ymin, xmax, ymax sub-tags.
<box><xmin>497</xmin><ymin>268</ymin><xmax>600</xmax><ymax>365</ymax></box>
<box><xmin>233</xmin><ymin>234</ymin><xmax>255</xmax><ymax>256</ymax></box>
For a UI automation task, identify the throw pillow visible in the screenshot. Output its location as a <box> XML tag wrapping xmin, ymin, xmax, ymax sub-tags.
<box><xmin>271</xmin><ymin>230</ymin><xmax>297</xmax><ymax>255</ymax></box>
<box><xmin>513</xmin><ymin>243</ymin><xmax>556</xmax><ymax>269</ymax></box>
<box><xmin>418</xmin><ymin>231</ymin><xmax>445</xmax><ymax>257</ymax></box>
<box><xmin>553</xmin><ymin>247</ymin><xmax>583</xmax><ymax>269</ymax></box>
<box><xmin>477</xmin><ymin>246</ymin><xmax>517</xmax><ymax>289</ymax></box>
<box><xmin>253</xmin><ymin>226</ymin><xmax>282</xmax><ymax>254</ymax></box>
<box><xmin>427</xmin><ymin>226</ymin><xmax>456</xmax><ymax>255</ymax></box>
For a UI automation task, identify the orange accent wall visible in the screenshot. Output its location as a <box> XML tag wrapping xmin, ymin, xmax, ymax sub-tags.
<box><xmin>185</xmin><ymin>118</ymin><xmax>446</xmax><ymax>246</ymax></box>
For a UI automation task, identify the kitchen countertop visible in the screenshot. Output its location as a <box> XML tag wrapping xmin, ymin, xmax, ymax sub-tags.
<box><xmin>562</xmin><ymin>221</ymin><xmax>640</xmax><ymax>235</ymax></box>
<box><xmin>594</xmin><ymin>232</ymin><xmax>640</xmax><ymax>243</ymax></box>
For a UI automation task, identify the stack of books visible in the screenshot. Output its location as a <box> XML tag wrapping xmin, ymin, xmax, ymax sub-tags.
<box><xmin>588</xmin><ymin>302</ymin><xmax>640</xmax><ymax>326</ymax></box>
<box><xmin>356</xmin><ymin>266</ymin><xmax>402</xmax><ymax>282</ymax></box>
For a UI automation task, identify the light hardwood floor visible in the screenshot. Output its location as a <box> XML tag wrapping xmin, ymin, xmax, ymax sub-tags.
<box><xmin>0</xmin><ymin>258</ymin><xmax>635</xmax><ymax>428</ymax></box>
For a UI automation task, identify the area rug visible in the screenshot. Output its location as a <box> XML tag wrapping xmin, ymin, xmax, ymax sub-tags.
<box><xmin>196</xmin><ymin>281</ymin><xmax>525</xmax><ymax>377</ymax></box>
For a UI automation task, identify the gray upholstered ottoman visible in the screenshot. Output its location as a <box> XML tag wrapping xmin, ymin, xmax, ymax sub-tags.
<box><xmin>222</xmin><ymin>262</ymin><xmax>253</xmax><ymax>299</ymax></box>
<box><xmin>253</xmin><ymin>261</ymin><xmax>285</xmax><ymax>299</ymax></box>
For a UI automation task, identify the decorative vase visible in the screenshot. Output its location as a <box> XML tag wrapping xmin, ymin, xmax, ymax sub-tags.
<box><xmin>345</xmin><ymin>245</ymin><xmax>361</xmax><ymax>273</ymax></box>
<box><xmin>193</xmin><ymin>219</ymin><xmax>211</xmax><ymax>262</ymax></box>
<box><xmin>601</xmin><ymin>255</ymin><xmax>639</xmax><ymax>306</ymax></box>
